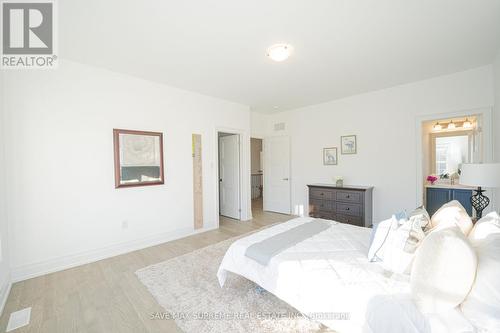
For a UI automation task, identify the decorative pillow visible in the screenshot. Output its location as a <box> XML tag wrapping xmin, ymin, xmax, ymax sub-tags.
<box><xmin>408</xmin><ymin>206</ymin><xmax>431</xmax><ymax>231</ymax></box>
<box><xmin>410</xmin><ymin>226</ymin><xmax>477</xmax><ymax>314</ymax></box>
<box><xmin>461</xmin><ymin>212</ymin><xmax>500</xmax><ymax>331</ymax></box>
<box><xmin>429</xmin><ymin>200</ymin><xmax>473</xmax><ymax>236</ymax></box>
<box><xmin>368</xmin><ymin>210</ymin><xmax>426</xmax><ymax>273</ymax></box>
<box><xmin>382</xmin><ymin>218</ymin><xmax>426</xmax><ymax>274</ymax></box>
<box><xmin>367</xmin><ymin>216</ymin><xmax>398</xmax><ymax>262</ymax></box>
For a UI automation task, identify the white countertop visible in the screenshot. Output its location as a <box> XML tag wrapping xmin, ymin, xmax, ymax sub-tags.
<box><xmin>425</xmin><ymin>183</ymin><xmax>476</xmax><ymax>191</ymax></box>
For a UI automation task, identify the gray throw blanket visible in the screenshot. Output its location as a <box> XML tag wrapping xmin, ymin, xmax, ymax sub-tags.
<box><xmin>245</xmin><ymin>220</ymin><xmax>331</xmax><ymax>265</ymax></box>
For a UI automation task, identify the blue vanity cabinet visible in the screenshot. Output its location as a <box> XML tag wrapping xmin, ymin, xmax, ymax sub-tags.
<box><xmin>426</xmin><ymin>187</ymin><xmax>473</xmax><ymax>216</ymax></box>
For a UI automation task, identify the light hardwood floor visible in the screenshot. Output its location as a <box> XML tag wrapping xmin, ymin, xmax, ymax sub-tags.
<box><xmin>1</xmin><ymin>198</ymin><xmax>291</xmax><ymax>333</ymax></box>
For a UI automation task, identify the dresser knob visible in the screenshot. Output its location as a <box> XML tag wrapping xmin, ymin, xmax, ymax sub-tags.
<box><xmin>347</xmin><ymin>195</ymin><xmax>350</xmax><ymax>198</ymax></box>
<box><xmin>346</xmin><ymin>207</ymin><xmax>350</xmax><ymax>210</ymax></box>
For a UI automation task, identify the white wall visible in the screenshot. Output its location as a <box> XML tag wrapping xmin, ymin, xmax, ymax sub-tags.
<box><xmin>494</xmin><ymin>50</ymin><xmax>500</xmax><ymax>161</ymax></box>
<box><xmin>258</xmin><ymin>66</ymin><xmax>494</xmax><ymax>222</ymax></box>
<box><xmin>4</xmin><ymin>60</ymin><xmax>251</xmax><ymax>281</ymax></box>
<box><xmin>250</xmin><ymin>112</ymin><xmax>268</xmax><ymax>139</ymax></box>
<box><xmin>493</xmin><ymin>50</ymin><xmax>500</xmax><ymax>212</ymax></box>
<box><xmin>0</xmin><ymin>71</ymin><xmax>12</xmax><ymax>312</ymax></box>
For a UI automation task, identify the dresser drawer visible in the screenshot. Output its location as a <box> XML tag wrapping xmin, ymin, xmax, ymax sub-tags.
<box><xmin>318</xmin><ymin>212</ymin><xmax>334</xmax><ymax>220</ymax></box>
<box><xmin>310</xmin><ymin>199</ymin><xmax>334</xmax><ymax>212</ymax></box>
<box><xmin>336</xmin><ymin>191</ymin><xmax>362</xmax><ymax>203</ymax></box>
<box><xmin>310</xmin><ymin>210</ymin><xmax>334</xmax><ymax>220</ymax></box>
<box><xmin>336</xmin><ymin>203</ymin><xmax>362</xmax><ymax>217</ymax></box>
<box><xmin>335</xmin><ymin>214</ymin><xmax>363</xmax><ymax>227</ymax></box>
<box><xmin>310</xmin><ymin>188</ymin><xmax>334</xmax><ymax>200</ymax></box>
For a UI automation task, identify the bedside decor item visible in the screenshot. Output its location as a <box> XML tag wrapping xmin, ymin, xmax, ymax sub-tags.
<box><xmin>341</xmin><ymin>135</ymin><xmax>357</xmax><ymax>154</ymax></box>
<box><xmin>323</xmin><ymin>147</ymin><xmax>338</xmax><ymax>165</ymax></box>
<box><xmin>460</xmin><ymin>163</ymin><xmax>500</xmax><ymax>218</ymax></box>
<box><xmin>426</xmin><ymin>175</ymin><xmax>438</xmax><ymax>185</ymax></box>
<box><xmin>113</xmin><ymin>129</ymin><xmax>164</xmax><ymax>188</ymax></box>
<box><xmin>335</xmin><ymin>176</ymin><xmax>343</xmax><ymax>187</ymax></box>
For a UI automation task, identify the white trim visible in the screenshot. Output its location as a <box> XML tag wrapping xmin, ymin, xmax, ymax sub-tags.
<box><xmin>11</xmin><ymin>225</ymin><xmax>218</xmax><ymax>283</ymax></box>
<box><xmin>0</xmin><ymin>275</ymin><xmax>12</xmax><ymax>316</ymax></box>
<box><xmin>415</xmin><ymin>107</ymin><xmax>493</xmax><ymax>207</ymax></box>
<box><xmin>214</xmin><ymin>126</ymin><xmax>252</xmax><ymax>226</ymax></box>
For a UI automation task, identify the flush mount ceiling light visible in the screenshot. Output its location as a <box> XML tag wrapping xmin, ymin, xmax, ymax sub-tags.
<box><xmin>267</xmin><ymin>44</ymin><xmax>293</xmax><ymax>62</ymax></box>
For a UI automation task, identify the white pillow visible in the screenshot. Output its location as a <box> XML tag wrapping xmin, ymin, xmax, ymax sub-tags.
<box><xmin>411</xmin><ymin>226</ymin><xmax>477</xmax><ymax>314</ymax></box>
<box><xmin>429</xmin><ymin>200</ymin><xmax>473</xmax><ymax>236</ymax></box>
<box><xmin>461</xmin><ymin>212</ymin><xmax>500</xmax><ymax>331</ymax></box>
<box><xmin>368</xmin><ymin>212</ymin><xmax>425</xmax><ymax>273</ymax></box>
<box><xmin>368</xmin><ymin>216</ymin><xmax>397</xmax><ymax>262</ymax></box>
<box><xmin>468</xmin><ymin>211</ymin><xmax>500</xmax><ymax>244</ymax></box>
<box><xmin>382</xmin><ymin>219</ymin><xmax>426</xmax><ymax>274</ymax></box>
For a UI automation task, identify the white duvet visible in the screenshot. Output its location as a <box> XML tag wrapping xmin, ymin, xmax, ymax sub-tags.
<box><xmin>217</xmin><ymin>217</ymin><xmax>474</xmax><ymax>333</ymax></box>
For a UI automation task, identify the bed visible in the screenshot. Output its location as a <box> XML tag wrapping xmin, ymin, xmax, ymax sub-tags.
<box><xmin>217</xmin><ymin>217</ymin><xmax>474</xmax><ymax>333</ymax></box>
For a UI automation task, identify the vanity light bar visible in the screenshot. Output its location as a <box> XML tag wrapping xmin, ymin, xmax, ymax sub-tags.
<box><xmin>432</xmin><ymin>119</ymin><xmax>474</xmax><ymax>131</ymax></box>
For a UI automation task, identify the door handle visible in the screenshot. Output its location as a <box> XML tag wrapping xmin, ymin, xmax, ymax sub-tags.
<box><xmin>219</xmin><ymin>178</ymin><xmax>222</xmax><ymax>182</ymax></box>
<box><xmin>283</xmin><ymin>178</ymin><xmax>289</xmax><ymax>181</ymax></box>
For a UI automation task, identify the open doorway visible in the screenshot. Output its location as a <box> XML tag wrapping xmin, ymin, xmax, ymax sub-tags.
<box><xmin>420</xmin><ymin>114</ymin><xmax>482</xmax><ymax>216</ymax></box>
<box><xmin>251</xmin><ymin>138</ymin><xmax>263</xmax><ymax>215</ymax></box>
<box><xmin>218</xmin><ymin>132</ymin><xmax>241</xmax><ymax>220</ymax></box>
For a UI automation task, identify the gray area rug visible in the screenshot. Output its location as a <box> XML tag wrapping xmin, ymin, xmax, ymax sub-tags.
<box><xmin>136</xmin><ymin>235</ymin><xmax>333</xmax><ymax>333</ymax></box>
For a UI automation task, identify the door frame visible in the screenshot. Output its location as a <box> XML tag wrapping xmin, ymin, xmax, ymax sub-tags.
<box><xmin>263</xmin><ymin>135</ymin><xmax>292</xmax><ymax>214</ymax></box>
<box><xmin>415</xmin><ymin>107</ymin><xmax>493</xmax><ymax>208</ymax></box>
<box><xmin>214</xmin><ymin>127</ymin><xmax>251</xmax><ymax>227</ymax></box>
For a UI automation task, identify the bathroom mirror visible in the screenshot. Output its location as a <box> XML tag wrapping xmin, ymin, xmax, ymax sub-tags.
<box><xmin>431</xmin><ymin>132</ymin><xmax>471</xmax><ymax>176</ymax></box>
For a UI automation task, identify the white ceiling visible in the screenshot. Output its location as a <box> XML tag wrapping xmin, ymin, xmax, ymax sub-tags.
<box><xmin>60</xmin><ymin>0</ymin><xmax>500</xmax><ymax>113</ymax></box>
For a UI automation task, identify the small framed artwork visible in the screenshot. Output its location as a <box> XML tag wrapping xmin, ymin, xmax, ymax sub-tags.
<box><xmin>323</xmin><ymin>147</ymin><xmax>338</xmax><ymax>165</ymax></box>
<box><xmin>341</xmin><ymin>135</ymin><xmax>357</xmax><ymax>154</ymax></box>
<box><xmin>113</xmin><ymin>129</ymin><xmax>165</xmax><ymax>188</ymax></box>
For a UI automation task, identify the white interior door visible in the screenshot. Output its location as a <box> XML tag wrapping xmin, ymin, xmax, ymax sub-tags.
<box><xmin>219</xmin><ymin>134</ymin><xmax>240</xmax><ymax>219</ymax></box>
<box><xmin>264</xmin><ymin>136</ymin><xmax>291</xmax><ymax>214</ymax></box>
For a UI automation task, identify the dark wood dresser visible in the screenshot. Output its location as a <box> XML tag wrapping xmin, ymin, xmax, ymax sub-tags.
<box><xmin>307</xmin><ymin>184</ymin><xmax>374</xmax><ymax>227</ymax></box>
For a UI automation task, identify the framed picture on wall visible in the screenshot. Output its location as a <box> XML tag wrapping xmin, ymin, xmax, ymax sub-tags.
<box><xmin>323</xmin><ymin>147</ymin><xmax>338</xmax><ymax>165</ymax></box>
<box><xmin>341</xmin><ymin>135</ymin><xmax>357</xmax><ymax>154</ymax></box>
<box><xmin>113</xmin><ymin>129</ymin><xmax>165</xmax><ymax>188</ymax></box>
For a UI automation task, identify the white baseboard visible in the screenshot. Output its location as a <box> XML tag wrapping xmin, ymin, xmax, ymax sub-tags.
<box><xmin>0</xmin><ymin>275</ymin><xmax>12</xmax><ymax>317</ymax></box>
<box><xmin>11</xmin><ymin>225</ymin><xmax>218</xmax><ymax>283</ymax></box>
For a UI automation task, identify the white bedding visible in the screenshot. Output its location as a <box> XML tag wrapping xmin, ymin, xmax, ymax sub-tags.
<box><xmin>217</xmin><ymin>217</ymin><xmax>474</xmax><ymax>333</ymax></box>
